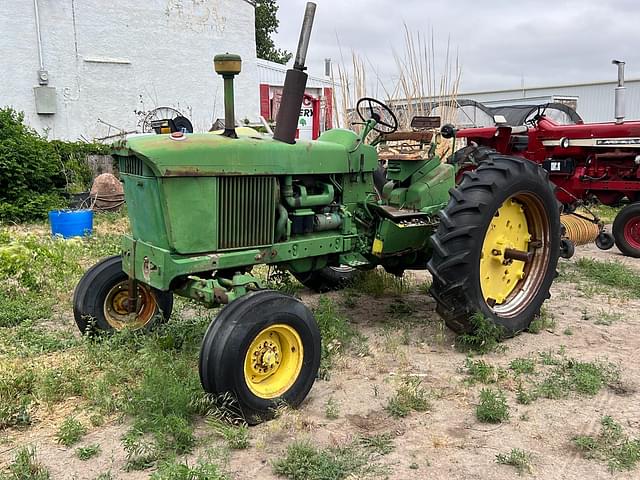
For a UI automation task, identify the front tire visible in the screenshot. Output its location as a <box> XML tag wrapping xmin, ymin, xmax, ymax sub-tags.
<box><xmin>72</xmin><ymin>255</ymin><xmax>173</xmax><ymax>334</ymax></box>
<box><xmin>612</xmin><ymin>203</ymin><xmax>640</xmax><ymax>257</ymax></box>
<box><xmin>199</xmin><ymin>290</ymin><xmax>321</xmax><ymax>424</ymax></box>
<box><xmin>427</xmin><ymin>155</ymin><xmax>561</xmax><ymax>337</ymax></box>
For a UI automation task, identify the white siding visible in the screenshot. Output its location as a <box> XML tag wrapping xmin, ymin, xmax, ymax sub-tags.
<box><xmin>1</xmin><ymin>0</ymin><xmax>259</xmax><ymax>140</ymax></box>
<box><xmin>257</xmin><ymin>58</ymin><xmax>336</xmax><ymax>89</ymax></box>
<box><xmin>457</xmin><ymin>80</ymin><xmax>640</xmax><ymax>123</ymax></box>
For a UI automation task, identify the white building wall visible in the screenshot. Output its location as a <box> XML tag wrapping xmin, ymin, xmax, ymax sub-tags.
<box><xmin>457</xmin><ymin>79</ymin><xmax>640</xmax><ymax>123</ymax></box>
<box><xmin>1</xmin><ymin>0</ymin><xmax>259</xmax><ymax>140</ymax></box>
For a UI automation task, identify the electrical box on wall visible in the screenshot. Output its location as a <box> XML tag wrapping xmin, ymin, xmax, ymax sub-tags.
<box><xmin>34</xmin><ymin>86</ymin><xmax>56</xmax><ymax>114</ymax></box>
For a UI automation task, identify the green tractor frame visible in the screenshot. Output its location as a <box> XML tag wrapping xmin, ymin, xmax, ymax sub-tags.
<box><xmin>74</xmin><ymin>3</ymin><xmax>561</xmax><ymax>422</ymax></box>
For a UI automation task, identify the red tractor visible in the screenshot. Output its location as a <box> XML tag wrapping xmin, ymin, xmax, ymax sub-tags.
<box><xmin>448</xmin><ymin>61</ymin><xmax>640</xmax><ymax>257</ymax></box>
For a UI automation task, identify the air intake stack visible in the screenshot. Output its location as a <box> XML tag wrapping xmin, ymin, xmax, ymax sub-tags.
<box><xmin>612</xmin><ymin>59</ymin><xmax>626</xmax><ymax>124</ymax></box>
<box><xmin>214</xmin><ymin>53</ymin><xmax>242</xmax><ymax>138</ymax></box>
<box><xmin>273</xmin><ymin>2</ymin><xmax>316</xmax><ymax>144</ymax></box>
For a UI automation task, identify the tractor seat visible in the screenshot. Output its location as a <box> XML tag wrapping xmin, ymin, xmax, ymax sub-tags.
<box><xmin>381</xmin><ymin>131</ymin><xmax>434</xmax><ymax>143</ymax></box>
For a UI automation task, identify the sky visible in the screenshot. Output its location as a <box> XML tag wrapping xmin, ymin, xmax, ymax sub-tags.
<box><xmin>273</xmin><ymin>0</ymin><xmax>640</xmax><ymax>95</ymax></box>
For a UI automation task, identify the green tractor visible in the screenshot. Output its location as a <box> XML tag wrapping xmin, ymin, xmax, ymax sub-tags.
<box><xmin>73</xmin><ymin>3</ymin><xmax>561</xmax><ymax>422</ymax></box>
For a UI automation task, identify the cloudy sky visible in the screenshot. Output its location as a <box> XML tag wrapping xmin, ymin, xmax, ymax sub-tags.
<box><xmin>274</xmin><ymin>0</ymin><xmax>640</xmax><ymax>94</ymax></box>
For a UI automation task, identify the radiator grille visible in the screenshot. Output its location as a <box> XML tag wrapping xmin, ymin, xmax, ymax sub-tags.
<box><xmin>119</xmin><ymin>156</ymin><xmax>145</xmax><ymax>176</ymax></box>
<box><xmin>218</xmin><ymin>176</ymin><xmax>276</xmax><ymax>250</ymax></box>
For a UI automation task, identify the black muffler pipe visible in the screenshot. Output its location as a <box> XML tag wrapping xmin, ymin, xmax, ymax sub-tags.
<box><xmin>273</xmin><ymin>2</ymin><xmax>316</xmax><ymax>144</ymax></box>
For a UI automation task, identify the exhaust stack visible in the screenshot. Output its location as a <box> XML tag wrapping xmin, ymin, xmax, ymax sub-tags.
<box><xmin>273</xmin><ymin>2</ymin><xmax>316</xmax><ymax>144</ymax></box>
<box><xmin>612</xmin><ymin>59</ymin><xmax>626</xmax><ymax>124</ymax></box>
<box><xmin>214</xmin><ymin>53</ymin><xmax>242</xmax><ymax>138</ymax></box>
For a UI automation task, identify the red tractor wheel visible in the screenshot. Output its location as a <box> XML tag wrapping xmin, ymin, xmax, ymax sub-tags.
<box><xmin>613</xmin><ymin>203</ymin><xmax>640</xmax><ymax>258</ymax></box>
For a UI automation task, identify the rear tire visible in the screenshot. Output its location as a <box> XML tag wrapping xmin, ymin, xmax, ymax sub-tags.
<box><xmin>199</xmin><ymin>290</ymin><xmax>321</xmax><ymax>424</ymax></box>
<box><xmin>427</xmin><ymin>155</ymin><xmax>561</xmax><ymax>337</ymax></box>
<box><xmin>293</xmin><ymin>266</ymin><xmax>356</xmax><ymax>293</ymax></box>
<box><xmin>73</xmin><ymin>256</ymin><xmax>173</xmax><ymax>334</ymax></box>
<box><xmin>612</xmin><ymin>203</ymin><xmax>640</xmax><ymax>258</ymax></box>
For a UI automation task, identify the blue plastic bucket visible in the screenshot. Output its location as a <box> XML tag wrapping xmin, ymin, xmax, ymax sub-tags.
<box><xmin>49</xmin><ymin>209</ymin><xmax>94</xmax><ymax>238</ymax></box>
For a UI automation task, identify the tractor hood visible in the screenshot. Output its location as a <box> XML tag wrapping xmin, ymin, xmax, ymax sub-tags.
<box><xmin>113</xmin><ymin>129</ymin><xmax>373</xmax><ymax>177</ymax></box>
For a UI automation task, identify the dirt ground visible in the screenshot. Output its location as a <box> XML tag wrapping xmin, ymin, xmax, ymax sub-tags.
<box><xmin>1</xmin><ymin>242</ymin><xmax>639</xmax><ymax>479</ymax></box>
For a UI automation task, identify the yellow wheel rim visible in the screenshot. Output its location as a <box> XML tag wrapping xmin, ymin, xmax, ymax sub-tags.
<box><xmin>244</xmin><ymin>324</ymin><xmax>303</xmax><ymax>399</ymax></box>
<box><xmin>103</xmin><ymin>281</ymin><xmax>158</xmax><ymax>330</ymax></box>
<box><xmin>480</xmin><ymin>198</ymin><xmax>532</xmax><ymax>305</ymax></box>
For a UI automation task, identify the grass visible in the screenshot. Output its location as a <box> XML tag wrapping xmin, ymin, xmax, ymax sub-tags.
<box><xmin>358</xmin><ymin>433</ymin><xmax>394</xmax><ymax>456</ymax></box>
<box><xmin>385</xmin><ymin>377</ymin><xmax>430</xmax><ymax>418</ymax></box>
<box><xmin>350</xmin><ymin>268</ymin><xmax>411</xmax><ymax>297</ymax></box>
<box><xmin>574</xmin><ymin>258</ymin><xmax>640</xmax><ymax>298</ymax></box>
<box><xmin>325</xmin><ymin>397</ymin><xmax>340</xmax><ymax>420</ymax></box>
<box><xmin>455</xmin><ymin>313</ymin><xmax>505</xmax><ymax>354</ymax></box>
<box><xmin>313</xmin><ymin>297</ymin><xmax>356</xmax><ymax>379</ymax></box>
<box><xmin>76</xmin><ymin>444</ymin><xmax>101</xmax><ymax>460</ymax></box>
<box><xmin>595</xmin><ymin>309</ymin><xmax>622</xmax><ymax>326</ymax></box>
<box><xmin>528</xmin><ymin>306</ymin><xmax>556</xmax><ymax>334</ymax></box>
<box><xmin>462</xmin><ymin>358</ymin><xmax>506</xmax><ymax>384</ymax></box>
<box><xmin>509</xmin><ymin>358</ymin><xmax>536</xmax><ymax>375</ymax></box>
<box><xmin>586</xmin><ymin>204</ymin><xmax>620</xmax><ymax>224</ymax></box>
<box><xmin>56</xmin><ymin>417</ymin><xmax>87</xmax><ymax>447</ymax></box>
<box><xmin>476</xmin><ymin>388</ymin><xmax>509</xmax><ymax>423</ymax></box>
<box><xmin>496</xmin><ymin>448</ymin><xmax>533</xmax><ymax>474</ymax></box>
<box><xmin>574</xmin><ymin>416</ymin><xmax>640</xmax><ymax>472</ymax></box>
<box><xmin>272</xmin><ymin>437</ymin><xmax>391</xmax><ymax>480</ymax></box>
<box><xmin>207</xmin><ymin>419</ymin><xmax>250</xmax><ymax>449</ymax></box>
<box><xmin>1</xmin><ymin>446</ymin><xmax>50</xmax><ymax>480</ymax></box>
<box><xmin>514</xmin><ymin>351</ymin><xmax>619</xmax><ymax>404</ymax></box>
<box><xmin>151</xmin><ymin>459</ymin><xmax>228</xmax><ymax>480</ymax></box>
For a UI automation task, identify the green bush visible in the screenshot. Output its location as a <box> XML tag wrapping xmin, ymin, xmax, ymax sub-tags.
<box><xmin>0</xmin><ymin>107</ymin><xmax>108</xmax><ymax>222</ymax></box>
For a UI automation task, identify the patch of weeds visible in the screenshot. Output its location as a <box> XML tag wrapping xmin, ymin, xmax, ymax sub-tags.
<box><xmin>496</xmin><ymin>448</ymin><xmax>533</xmax><ymax>475</ymax></box>
<box><xmin>2</xmin><ymin>446</ymin><xmax>50</xmax><ymax>480</ymax></box>
<box><xmin>516</xmin><ymin>382</ymin><xmax>535</xmax><ymax>405</ymax></box>
<box><xmin>476</xmin><ymin>388</ymin><xmax>509</xmax><ymax>423</ymax></box>
<box><xmin>575</xmin><ymin>258</ymin><xmax>640</xmax><ymax>298</ymax></box>
<box><xmin>563</xmin><ymin>327</ymin><xmax>573</xmax><ymax>335</ymax></box>
<box><xmin>314</xmin><ymin>297</ymin><xmax>355</xmax><ymax>379</ymax></box>
<box><xmin>385</xmin><ymin>377</ymin><xmax>430</xmax><ymax>418</ymax></box>
<box><xmin>207</xmin><ymin>419</ymin><xmax>249</xmax><ymax>450</ymax></box>
<box><xmin>538</xmin><ymin>358</ymin><xmax>619</xmax><ymax>398</ymax></box>
<box><xmin>351</xmin><ymin>333</ymin><xmax>370</xmax><ymax>357</ymax></box>
<box><xmin>358</xmin><ymin>433</ymin><xmax>394</xmax><ymax>456</ymax></box>
<box><xmin>37</xmin><ymin>363</ymin><xmax>87</xmax><ymax>405</ymax></box>
<box><xmin>272</xmin><ymin>438</ymin><xmax>389</xmax><ymax>480</ymax></box>
<box><xmin>417</xmin><ymin>280</ymin><xmax>431</xmax><ymax>294</ymax></box>
<box><xmin>325</xmin><ymin>397</ymin><xmax>340</xmax><ymax>420</ymax></box>
<box><xmin>528</xmin><ymin>306</ymin><xmax>556</xmax><ymax>334</ymax></box>
<box><xmin>94</xmin><ymin>472</ymin><xmax>114</xmax><ymax>480</ymax></box>
<box><xmin>595</xmin><ymin>310</ymin><xmax>622</xmax><ymax>326</ymax></box>
<box><xmin>0</xmin><ymin>321</ymin><xmax>79</xmax><ymax>357</ymax></box>
<box><xmin>386</xmin><ymin>299</ymin><xmax>417</xmax><ymax>318</ymax></box>
<box><xmin>510</xmin><ymin>358</ymin><xmax>536</xmax><ymax>375</ymax></box>
<box><xmin>462</xmin><ymin>358</ymin><xmax>506</xmax><ymax>384</ymax></box>
<box><xmin>574</xmin><ymin>416</ymin><xmax>640</xmax><ymax>472</ymax></box>
<box><xmin>587</xmin><ymin>204</ymin><xmax>620</xmax><ymax>224</ymax></box>
<box><xmin>351</xmin><ymin>268</ymin><xmax>410</xmax><ymax>297</ymax></box>
<box><xmin>56</xmin><ymin>416</ymin><xmax>87</xmax><ymax>447</ymax></box>
<box><xmin>267</xmin><ymin>269</ymin><xmax>302</xmax><ymax>295</ymax></box>
<box><xmin>0</xmin><ymin>367</ymin><xmax>36</xmax><ymax>429</ymax></box>
<box><xmin>121</xmin><ymin>430</ymin><xmax>160</xmax><ymax>471</ymax></box>
<box><xmin>151</xmin><ymin>459</ymin><xmax>228</xmax><ymax>480</ymax></box>
<box><xmin>455</xmin><ymin>313</ymin><xmax>505</xmax><ymax>355</ymax></box>
<box><xmin>76</xmin><ymin>444</ymin><xmax>101</xmax><ymax>460</ymax></box>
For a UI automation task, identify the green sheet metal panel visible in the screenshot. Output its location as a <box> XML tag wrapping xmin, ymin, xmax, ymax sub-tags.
<box><xmin>160</xmin><ymin>177</ymin><xmax>218</xmax><ymax>254</ymax></box>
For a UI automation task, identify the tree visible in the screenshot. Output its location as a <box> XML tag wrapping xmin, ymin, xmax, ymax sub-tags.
<box><xmin>255</xmin><ymin>0</ymin><xmax>292</xmax><ymax>64</ymax></box>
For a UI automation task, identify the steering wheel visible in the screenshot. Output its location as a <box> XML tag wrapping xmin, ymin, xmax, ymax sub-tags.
<box><xmin>356</xmin><ymin>97</ymin><xmax>398</xmax><ymax>134</ymax></box>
